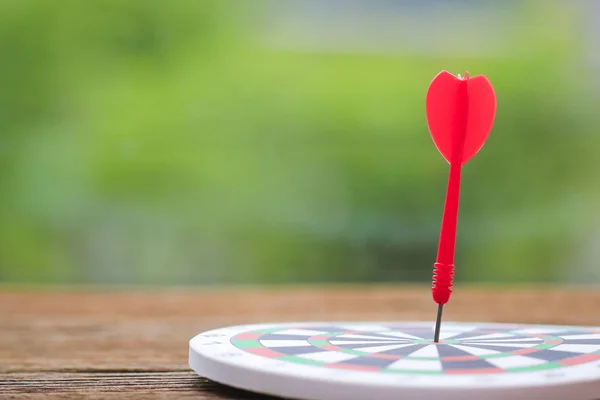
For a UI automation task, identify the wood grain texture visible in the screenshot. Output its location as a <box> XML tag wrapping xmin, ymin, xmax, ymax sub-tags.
<box><xmin>1</xmin><ymin>285</ymin><xmax>600</xmax><ymax>398</ymax></box>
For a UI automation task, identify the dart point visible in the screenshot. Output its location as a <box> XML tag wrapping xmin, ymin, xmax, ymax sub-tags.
<box><xmin>434</xmin><ymin>304</ymin><xmax>443</xmax><ymax>342</ymax></box>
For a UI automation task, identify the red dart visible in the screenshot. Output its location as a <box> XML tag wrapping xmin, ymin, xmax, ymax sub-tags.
<box><xmin>425</xmin><ymin>70</ymin><xmax>497</xmax><ymax>342</ymax></box>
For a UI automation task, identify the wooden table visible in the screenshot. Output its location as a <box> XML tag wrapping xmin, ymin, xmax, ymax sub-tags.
<box><xmin>1</xmin><ymin>285</ymin><xmax>599</xmax><ymax>399</ymax></box>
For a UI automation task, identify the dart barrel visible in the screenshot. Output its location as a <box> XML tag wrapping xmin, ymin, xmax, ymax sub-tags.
<box><xmin>432</xmin><ymin>262</ymin><xmax>454</xmax><ymax>304</ymax></box>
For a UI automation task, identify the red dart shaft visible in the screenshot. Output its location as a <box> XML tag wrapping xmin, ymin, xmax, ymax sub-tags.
<box><xmin>432</xmin><ymin>163</ymin><xmax>461</xmax><ymax>305</ymax></box>
<box><xmin>432</xmin><ymin>74</ymin><xmax>469</xmax><ymax>306</ymax></box>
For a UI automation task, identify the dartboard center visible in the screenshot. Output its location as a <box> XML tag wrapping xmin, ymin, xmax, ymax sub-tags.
<box><xmin>432</xmin><ymin>339</ymin><xmax>460</xmax><ymax>345</ymax></box>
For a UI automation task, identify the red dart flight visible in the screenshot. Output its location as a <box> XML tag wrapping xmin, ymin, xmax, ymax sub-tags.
<box><xmin>425</xmin><ymin>70</ymin><xmax>497</xmax><ymax>342</ymax></box>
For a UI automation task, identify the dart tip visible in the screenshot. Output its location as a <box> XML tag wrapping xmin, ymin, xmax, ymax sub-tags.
<box><xmin>433</xmin><ymin>304</ymin><xmax>444</xmax><ymax>343</ymax></box>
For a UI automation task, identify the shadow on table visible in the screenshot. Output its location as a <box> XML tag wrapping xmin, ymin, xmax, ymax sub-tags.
<box><xmin>194</xmin><ymin>377</ymin><xmax>280</xmax><ymax>399</ymax></box>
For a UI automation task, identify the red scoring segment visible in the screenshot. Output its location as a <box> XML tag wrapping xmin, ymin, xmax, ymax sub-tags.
<box><xmin>426</xmin><ymin>71</ymin><xmax>497</xmax><ymax>305</ymax></box>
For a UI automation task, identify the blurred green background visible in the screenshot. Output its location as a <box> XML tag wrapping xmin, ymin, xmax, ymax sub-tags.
<box><xmin>1</xmin><ymin>0</ymin><xmax>599</xmax><ymax>286</ymax></box>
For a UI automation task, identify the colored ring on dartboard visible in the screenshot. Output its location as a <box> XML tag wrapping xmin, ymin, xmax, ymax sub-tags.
<box><xmin>230</xmin><ymin>325</ymin><xmax>600</xmax><ymax>375</ymax></box>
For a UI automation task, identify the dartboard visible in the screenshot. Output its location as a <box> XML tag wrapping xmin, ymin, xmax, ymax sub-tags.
<box><xmin>189</xmin><ymin>321</ymin><xmax>600</xmax><ymax>400</ymax></box>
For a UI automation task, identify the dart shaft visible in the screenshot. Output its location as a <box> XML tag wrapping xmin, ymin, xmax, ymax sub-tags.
<box><xmin>431</xmin><ymin>154</ymin><xmax>461</xmax><ymax>306</ymax></box>
<box><xmin>436</xmin><ymin>163</ymin><xmax>461</xmax><ymax>265</ymax></box>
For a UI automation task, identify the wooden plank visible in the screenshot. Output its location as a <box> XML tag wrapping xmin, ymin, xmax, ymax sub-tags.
<box><xmin>1</xmin><ymin>285</ymin><xmax>599</xmax><ymax>398</ymax></box>
<box><xmin>0</xmin><ymin>372</ymin><xmax>274</xmax><ymax>399</ymax></box>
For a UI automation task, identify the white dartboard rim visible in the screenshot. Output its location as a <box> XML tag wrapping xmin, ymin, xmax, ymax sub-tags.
<box><xmin>189</xmin><ymin>321</ymin><xmax>600</xmax><ymax>400</ymax></box>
